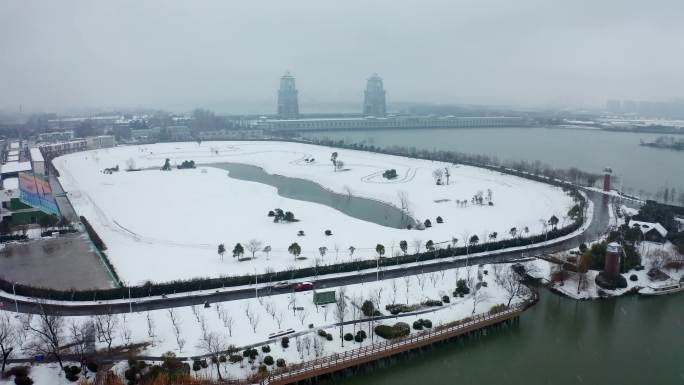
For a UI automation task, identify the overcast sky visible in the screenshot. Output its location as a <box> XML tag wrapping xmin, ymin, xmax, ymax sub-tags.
<box><xmin>1</xmin><ymin>0</ymin><xmax>683</xmax><ymax>114</ymax></box>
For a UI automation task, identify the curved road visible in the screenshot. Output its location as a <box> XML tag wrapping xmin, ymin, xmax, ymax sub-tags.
<box><xmin>0</xmin><ymin>190</ymin><xmax>616</xmax><ymax>316</ymax></box>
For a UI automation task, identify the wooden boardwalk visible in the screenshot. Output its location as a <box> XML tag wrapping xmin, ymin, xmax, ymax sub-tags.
<box><xmin>237</xmin><ymin>300</ymin><xmax>533</xmax><ymax>385</ymax></box>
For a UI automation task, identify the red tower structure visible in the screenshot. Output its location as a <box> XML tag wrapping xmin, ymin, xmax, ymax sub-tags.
<box><xmin>603</xmin><ymin>167</ymin><xmax>612</xmax><ymax>192</ymax></box>
<box><xmin>604</xmin><ymin>242</ymin><xmax>621</xmax><ymax>276</ymax></box>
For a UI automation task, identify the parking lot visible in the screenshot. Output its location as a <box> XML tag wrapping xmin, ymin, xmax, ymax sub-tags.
<box><xmin>0</xmin><ymin>232</ymin><xmax>114</xmax><ymax>291</ymax></box>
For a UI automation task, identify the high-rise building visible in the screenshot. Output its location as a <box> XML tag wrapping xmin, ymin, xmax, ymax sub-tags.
<box><xmin>363</xmin><ymin>73</ymin><xmax>387</xmax><ymax>117</ymax></box>
<box><xmin>277</xmin><ymin>72</ymin><xmax>299</xmax><ymax>119</ymax></box>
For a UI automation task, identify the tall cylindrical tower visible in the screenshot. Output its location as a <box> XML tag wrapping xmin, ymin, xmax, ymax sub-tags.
<box><xmin>604</xmin><ymin>242</ymin><xmax>621</xmax><ymax>276</ymax></box>
<box><xmin>603</xmin><ymin>167</ymin><xmax>612</xmax><ymax>192</ymax></box>
<box><xmin>277</xmin><ymin>72</ymin><xmax>299</xmax><ymax>119</ymax></box>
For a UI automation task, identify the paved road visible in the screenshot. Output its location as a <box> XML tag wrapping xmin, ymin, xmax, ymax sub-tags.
<box><xmin>0</xmin><ymin>190</ymin><xmax>616</xmax><ymax>316</ymax></box>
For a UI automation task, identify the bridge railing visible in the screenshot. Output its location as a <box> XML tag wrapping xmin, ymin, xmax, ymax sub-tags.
<box><xmin>258</xmin><ymin>303</ymin><xmax>525</xmax><ymax>385</ymax></box>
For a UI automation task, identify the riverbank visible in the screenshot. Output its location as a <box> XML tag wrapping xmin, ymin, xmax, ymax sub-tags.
<box><xmin>332</xmin><ymin>288</ymin><xmax>684</xmax><ymax>385</ymax></box>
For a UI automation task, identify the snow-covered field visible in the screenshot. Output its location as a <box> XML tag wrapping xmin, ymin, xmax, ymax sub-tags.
<box><xmin>0</xmin><ymin>262</ymin><xmax>531</xmax><ymax>383</ymax></box>
<box><xmin>53</xmin><ymin>141</ymin><xmax>576</xmax><ymax>283</ymax></box>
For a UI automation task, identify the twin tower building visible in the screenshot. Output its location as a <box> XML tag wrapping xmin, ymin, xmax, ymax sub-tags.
<box><xmin>277</xmin><ymin>72</ymin><xmax>387</xmax><ymax>119</ymax></box>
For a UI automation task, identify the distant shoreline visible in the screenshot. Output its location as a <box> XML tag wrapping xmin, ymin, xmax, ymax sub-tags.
<box><xmin>639</xmin><ymin>136</ymin><xmax>684</xmax><ymax>152</ymax></box>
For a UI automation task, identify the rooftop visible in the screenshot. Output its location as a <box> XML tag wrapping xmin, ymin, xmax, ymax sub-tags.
<box><xmin>1</xmin><ymin>161</ymin><xmax>32</xmax><ymax>174</ymax></box>
<box><xmin>2</xmin><ymin>177</ymin><xmax>18</xmax><ymax>190</ymax></box>
<box><xmin>29</xmin><ymin>147</ymin><xmax>44</xmax><ymax>162</ymax></box>
<box><xmin>628</xmin><ymin>220</ymin><xmax>668</xmax><ymax>238</ymax></box>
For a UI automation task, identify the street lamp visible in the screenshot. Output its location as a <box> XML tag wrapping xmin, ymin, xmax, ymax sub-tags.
<box><xmin>376</xmin><ymin>257</ymin><xmax>380</xmax><ymax>281</ymax></box>
<box><xmin>13</xmin><ymin>282</ymin><xmax>19</xmax><ymax>313</ymax></box>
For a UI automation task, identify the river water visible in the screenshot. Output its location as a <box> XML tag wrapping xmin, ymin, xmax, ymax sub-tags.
<box><xmin>303</xmin><ymin>127</ymin><xmax>684</xmax><ymax>200</ymax></box>
<box><xmin>337</xmin><ymin>290</ymin><xmax>684</xmax><ymax>385</ymax></box>
<box><xmin>300</xmin><ymin>127</ymin><xmax>684</xmax><ymax>385</ymax></box>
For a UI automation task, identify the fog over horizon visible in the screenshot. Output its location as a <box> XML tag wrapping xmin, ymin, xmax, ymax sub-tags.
<box><xmin>1</xmin><ymin>0</ymin><xmax>684</xmax><ymax>114</ymax></box>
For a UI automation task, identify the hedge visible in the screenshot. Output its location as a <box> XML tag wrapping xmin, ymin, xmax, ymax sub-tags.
<box><xmin>80</xmin><ymin>216</ymin><xmax>106</xmax><ymax>251</ymax></box>
<box><xmin>375</xmin><ymin>322</ymin><xmax>410</xmax><ymax>339</ymax></box>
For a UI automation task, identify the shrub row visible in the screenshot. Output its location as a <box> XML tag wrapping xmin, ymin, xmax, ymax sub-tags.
<box><xmin>375</xmin><ymin>322</ymin><xmax>411</xmax><ymax>340</ymax></box>
<box><xmin>412</xmin><ymin>318</ymin><xmax>433</xmax><ymax>330</ymax></box>
<box><xmin>0</xmin><ymin>208</ymin><xmax>582</xmax><ymax>302</ymax></box>
<box><xmin>0</xmin><ymin>234</ymin><xmax>28</xmax><ymax>243</ymax></box>
<box><xmin>80</xmin><ymin>215</ymin><xmax>106</xmax><ymax>251</ymax></box>
<box><xmin>489</xmin><ymin>303</ymin><xmax>508</xmax><ymax>315</ymax></box>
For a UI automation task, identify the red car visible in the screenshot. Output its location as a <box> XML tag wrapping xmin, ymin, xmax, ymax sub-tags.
<box><xmin>294</xmin><ymin>281</ymin><xmax>314</xmax><ymax>292</ymax></box>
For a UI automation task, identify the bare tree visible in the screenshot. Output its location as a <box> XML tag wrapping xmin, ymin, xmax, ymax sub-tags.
<box><xmin>334</xmin><ymin>287</ymin><xmax>348</xmax><ymax>347</ymax></box>
<box><xmin>428</xmin><ymin>272</ymin><xmax>439</xmax><ymax>288</ymax></box>
<box><xmin>412</xmin><ymin>239</ymin><xmax>422</xmax><ymax>254</ymax></box>
<box><xmin>69</xmin><ymin>319</ymin><xmax>94</xmax><ymax>369</ymax></box>
<box><xmin>146</xmin><ymin>312</ymin><xmax>156</xmax><ymax>341</ymax></box>
<box><xmin>245</xmin><ymin>304</ymin><xmax>261</xmax><ymax>333</ymax></box>
<box><xmin>323</xmin><ymin>305</ymin><xmax>330</xmax><ymax>322</ymax></box>
<box><xmin>432</xmin><ymin>168</ymin><xmax>444</xmax><ymax>184</ymax></box>
<box><xmin>26</xmin><ymin>305</ymin><xmax>66</xmax><ymax>370</ymax></box>
<box><xmin>349</xmin><ymin>295</ymin><xmax>362</xmax><ymax>333</ymax></box>
<box><xmin>247</xmin><ymin>239</ymin><xmax>263</xmax><ymax>259</ymax></box>
<box><xmin>167</xmin><ymin>308</ymin><xmax>185</xmax><ymax>352</ymax></box>
<box><xmin>220</xmin><ymin>313</ymin><xmax>235</xmax><ymax>336</ymax></box>
<box><xmin>120</xmin><ymin>315</ymin><xmax>133</xmax><ymax>346</ymax></box>
<box><xmin>191</xmin><ymin>305</ymin><xmax>201</xmax><ymax>323</ymax></box>
<box><xmin>471</xmin><ymin>288</ymin><xmax>492</xmax><ymax>314</ymax></box>
<box><xmin>313</xmin><ymin>337</ymin><xmax>325</xmax><ymax>358</ymax></box>
<box><xmin>403</xmin><ymin>275</ymin><xmax>412</xmax><ymax>304</ymax></box>
<box><xmin>343</xmin><ymin>185</ymin><xmax>353</xmax><ymax>201</ymax></box>
<box><xmin>275</xmin><ymin>311</ymin><xmax>284</xmax><ymax>329</ymax></box>
<box><xmin>391</xmin><ymin>279</ymin><xmax>399</xmax><ymax>305</ymax></box>
<box><xmin>0</xmin><ymin>313</ymin><xmax>17</xmax><ymax>373</ymax></box>
<box><xmin>649</xmin><ymin>249</ymin><xmax>672</xmax><ymax>270</ymax></box>
<box><xmin>398</xmin><ymin>191</ymin><xmax>411</xmax><ymax>216</ymax></box>
<box><xmin>297</xmin><ymin>309</ymin><xmax>309</xmax><ymax>326</ymax></box>
<box><xmin>499</xmin><ymin>269</ymin><xmax>528</xmax><ymax>307</ymax></box>
<box><xmin>94</xmin><ymin>309</ymin><xmax>118</xmax><ymax>353</ymax></box>
<box><xmin>262</xmin><ymin>245</ymin><xmax>272</xmax><ymax>259</ymax></box>
<box><xmin>197</xmin><ymin>331</ymin><xmax>228</xmax><ymax>380</ymax></box>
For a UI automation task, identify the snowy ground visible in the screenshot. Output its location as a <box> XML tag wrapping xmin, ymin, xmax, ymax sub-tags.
<box><xmin>0</xmin><ymin>363</ymin><xmax>85</xmax><ymax>385</ymax></box>
<box><xmin>0</xmin><ymin>262</ymin><xmax>531</xmax><ymax>383</ymax></box>
<box><xmin>53</xmin><ymin>141</ymin><xmax>576</xmax><ymax>283</ymax></box>
<box><xmin>539</xmin><ymin>241</ymin><xmax>683</xmax><ymax>300</ymax></box>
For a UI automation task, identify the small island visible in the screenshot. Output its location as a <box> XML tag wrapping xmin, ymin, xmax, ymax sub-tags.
<box><xmin>640</xmin><ymin>136</ymin><xmax>684</xmax><ymax>151</ymax></box>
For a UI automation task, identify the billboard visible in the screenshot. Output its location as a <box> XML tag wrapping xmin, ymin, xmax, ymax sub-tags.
<box><xmin>18</xmin><ymin>172</ymin><xmax>60</xmax><ymax>216</ymax></box>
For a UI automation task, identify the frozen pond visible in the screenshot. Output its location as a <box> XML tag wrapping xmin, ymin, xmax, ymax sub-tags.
<box><xmin>210</xmin><ymin>162</ymin><xmax>414</xmax><ymax>229</ymax></box>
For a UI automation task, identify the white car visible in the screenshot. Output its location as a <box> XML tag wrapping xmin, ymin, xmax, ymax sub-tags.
<box><xmin>273</xmin><ymin>281</ymin><xmax>290</xmax><ymax>289</ymax></box>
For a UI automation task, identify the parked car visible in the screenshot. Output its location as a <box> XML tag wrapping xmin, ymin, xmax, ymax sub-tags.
<box><xmin>294</xmin><ymin>281</ymin><xmax>314</xmax><ymax>292</ymax></box>
<box><xmin>273</xmin><ymin>281</ymin><xmax>290</xmax><ymax>289</ymax></box>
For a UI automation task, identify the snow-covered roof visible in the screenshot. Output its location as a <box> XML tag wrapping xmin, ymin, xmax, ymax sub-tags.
<box><xmin>629</xmin><ymin>220</ymin><xmax>668</xmax><ymax>238</ymax></box>
<box><xmin>1</xmin><ymin>161</ymin><xmax>32</xmax><ymax>174</ymax></box>
<box><xmin>29</xmin><ymin>147</ymin><xmax>44</xmax><ymax>162</ymax></box>
<box><xmin>8</xmin><ymin>150</ymin><xmax>18</xmax><ymax>156</ymax></box>
<box><xmin>9</xmin><ymin>142</ymin><xmax>19</xmax><ymax>150</ymax></box>
<box><xmin>2</xmin><ymin>177</ymin><xmax>18</xmax><ymax>190</ymax></box>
